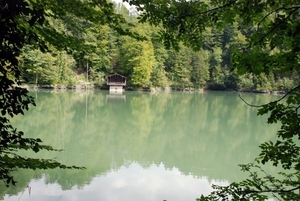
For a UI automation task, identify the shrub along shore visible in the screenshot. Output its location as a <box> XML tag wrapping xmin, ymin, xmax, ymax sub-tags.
<box><xmin>21</xmin><ymin>83</ymin><xmax>287</xmax><ymax>94</ymax></box>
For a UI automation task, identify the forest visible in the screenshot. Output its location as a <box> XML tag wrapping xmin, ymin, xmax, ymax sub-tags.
<box><xmin>18</xmin><ymin>2</ymin><xmax>299</xmax><ymax>92</ymax></box>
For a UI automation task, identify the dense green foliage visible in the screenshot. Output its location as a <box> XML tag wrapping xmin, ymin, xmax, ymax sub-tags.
<box><xmin>15</xmin><ymin>1</ymin><xmax>298</xmax><ymax>91</ymax></box>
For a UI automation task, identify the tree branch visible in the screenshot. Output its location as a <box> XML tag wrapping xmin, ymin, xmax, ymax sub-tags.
<box><xmin>239</xmin><ymin>84</ymin><xmax>300</xmax><ymax>108</ymax></box>
<box><xmin>238</xmin><ymin>93</ymin><xmax>263</xmax><ymax>108</ymax></box>
<box><xmin>244</xmin><ymin>185</ymin><xmax>300</xmax><ymax>194</ymax></box>
<box><xmin>251</xmin><ymin>7</ymin><xmax>299</xmax><ymax>47</ymax></box>
<box><xmin>184</xmin><ymin>0</ymin><xmax>238</xmax><ymax>18</ymax></box>
<box><xmin>256</xmin><ymin>6</ymin><xmax>300</xmax><ymax>32</ymax></box>
<box><xmin>275</xmin><ymin>84</ymin><xmax>300</xmax><ymax>102</ymax></box>
<box><xmin>129</xmin><ymin>0</ymin><xmax>238</xmax><ymax>21</ymax></box>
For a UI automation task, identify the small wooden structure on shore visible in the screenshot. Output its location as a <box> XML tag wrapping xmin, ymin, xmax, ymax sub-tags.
<box><xmin>106</xmin><ymin>73</ymin><xmax>127</xmax><ymax>93</ymax></box>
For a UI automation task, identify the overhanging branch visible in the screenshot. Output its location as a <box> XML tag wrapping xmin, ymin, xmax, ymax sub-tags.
<box><xmin>251</xmin><ymin>7</ymin><xmax>299</xmax><ymax>47</ymax></box>
<box><xmin>239</xmin><ymin>84</ymin><xmax>300</xmax><ymax>107</ymax></box>
<box><xmin>256</xmin><ymin>6</ymin><xmax>300</xmax><ymax>32</ymax></box>
<box><xmin>243</xmin><ymin>185</ymin><xmax>300</xmax><ymax>194</ymax></box>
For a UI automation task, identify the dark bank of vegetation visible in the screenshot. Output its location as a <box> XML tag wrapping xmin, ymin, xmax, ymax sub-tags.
<box><xmin>17</xmin><ymin>2</ymin><xmax>299</xmax><ymax>93</ymax></box>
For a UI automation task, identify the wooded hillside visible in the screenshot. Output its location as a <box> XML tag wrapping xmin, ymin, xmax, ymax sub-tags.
<box><xmin>18</xmin><ymin>2</ymin><xmax>299</xmax><ymax>92</ymax></box>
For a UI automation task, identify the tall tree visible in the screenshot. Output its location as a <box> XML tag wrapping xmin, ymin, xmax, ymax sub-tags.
<box><xmin>150</xmin><ymin>33</ymin><xmax>169</xmax><ymax>87</ymax></box>
<box><xmin>119</xmin><ymin>23</ymin><xmax>155</xmax><ymax>87</ymax></box>
<box><xmin>83</xmin><ymin>25</ymin><xmax>112</xmax><ymax>85</ymax></box>
<box><xmin>190</xmin><ymin>50</ymin><xmax>209</xmax><ymax>88</ymax></box>
<box><xmin>166</xmin><ymin>46</ymin><xmax>193</xmax><ymax>88</ymax></box>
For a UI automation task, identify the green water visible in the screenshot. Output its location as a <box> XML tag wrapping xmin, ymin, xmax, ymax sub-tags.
<box><xmin>1</xmin><ymin>90</ymin><xmax>280</xmax><ymax>201</ymax></box>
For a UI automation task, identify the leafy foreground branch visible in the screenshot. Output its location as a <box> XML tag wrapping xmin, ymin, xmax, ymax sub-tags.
<box><xmin>2</xmin><ymin>0</ymin><xmax>142</xmax><ymax>186</ymax></box>
<box><xmin>198</xmin><ymin>163</ymin><xmax>300</xmax><ymax>201</ymax></box>
<box><xmin>0</xmin><ymin>0</ymin><xmax>108</xmax><ymax>186</ymax></box>
<box><xmin>197</xmin><ymin>86</ymin><xmax>300</xmax><ymax>201</ymax></box>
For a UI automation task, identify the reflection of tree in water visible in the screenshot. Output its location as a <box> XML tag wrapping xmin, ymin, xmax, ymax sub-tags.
<box><xmin>3</xmin><ymin>91</ymin><xmax>279</xmax><ymax>197</ymax></box>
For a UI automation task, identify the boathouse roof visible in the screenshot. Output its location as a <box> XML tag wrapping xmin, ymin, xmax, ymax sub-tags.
<box><xmin>106</xmin><ymin>73</ymin><xmax>127</xmax><ymax>86</ymax></box>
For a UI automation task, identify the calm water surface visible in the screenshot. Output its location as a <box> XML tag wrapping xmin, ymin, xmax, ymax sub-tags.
<box><xmin>1</xmin><ymin>90</ymin><xmax>280</xmax><ymax>201</ymax></box>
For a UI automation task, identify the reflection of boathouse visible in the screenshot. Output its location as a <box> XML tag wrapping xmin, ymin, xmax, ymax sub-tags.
<box><xmin>106</xmin><ymin>73</ymin><xmax>127</xmax><ymax>93</ymax></box>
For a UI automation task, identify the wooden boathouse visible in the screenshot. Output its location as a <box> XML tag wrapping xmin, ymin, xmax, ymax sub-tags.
<box><xmin>106</xmin><ymin>73</ymin><xmax>127</xmax><ymax>93</ymax></box>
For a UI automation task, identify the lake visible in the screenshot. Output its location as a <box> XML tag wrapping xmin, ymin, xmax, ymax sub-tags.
<box><xmin>1</xmin><ymin>90</ymin><xmax>280</xmax><ymax>201</ymax></box>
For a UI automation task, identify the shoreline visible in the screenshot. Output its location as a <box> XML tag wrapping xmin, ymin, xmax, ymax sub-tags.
<box><xmin>19</xmin><ymin>83</ymin><xmax>287</xmax><ymax>95</ymax></box>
